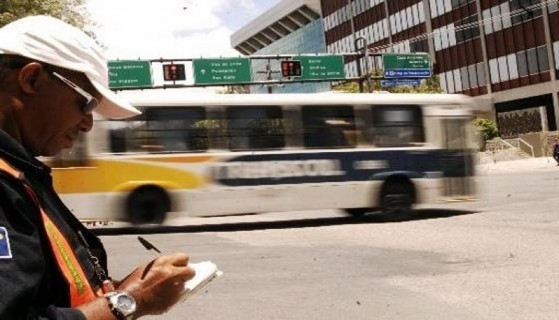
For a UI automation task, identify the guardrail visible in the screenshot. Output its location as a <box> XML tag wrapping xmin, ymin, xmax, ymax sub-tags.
<box><xmin>495</xmin><ymin>138</ymin><xmax>534</xmax><ymax>158</ymax></box>
<box><xmin>517</xmin><ymin>138</ymin><xmax>534</xmax><ymax>157</ymax></box>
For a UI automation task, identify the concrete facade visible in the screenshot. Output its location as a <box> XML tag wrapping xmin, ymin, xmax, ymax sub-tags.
<box><xmin>321</xmin><ymin>0</ymin><xmax>559</xmax><ymax>132</ymax></box>
<box><xmin>230</xmin><ymin>0</ymin><xmax>330</xmax><ymax>93</ymax></box>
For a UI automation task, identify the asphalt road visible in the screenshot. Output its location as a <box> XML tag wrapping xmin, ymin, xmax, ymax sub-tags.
<box><xmin>99</xmin><ymin>158</ymin><xmax>559</xmax><ymax>320</ymax></box>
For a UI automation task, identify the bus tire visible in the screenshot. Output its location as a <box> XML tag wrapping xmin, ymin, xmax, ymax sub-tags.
<box><xmin>126</xmin><ymin>185</ymin><xmax>170</xmax><ymax>225</ymax></box>
<box><xmin>380</xmin><ymin>181</ymin><xmax>414</xmax><ymax>217</ymax></box>
<box><xmin>344</xmin><ymin>208</ymin><xmax>369</xmax><ymax>217</ymax></box>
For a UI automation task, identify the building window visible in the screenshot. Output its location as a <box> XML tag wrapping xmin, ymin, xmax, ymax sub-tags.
<box><xmin>437</xmin><ymin>0</ymin><xmax>446</xmax><ymax>17</ymax></box>
<box><xmin>430</xmin><ymin>0</ymin><xmax>439</xmax><ymax>18</ymax></box>
<box><xmin>554</xmin><ymin>42</ymin><xmax>559</xmax><ymax>71</ymax></box>
<box><xmin>476</xmin><ymin>63</ymin><xmax>486</xmax><ymax>87</ymax></box>
<box><xmin>497</xmin><ymin>56</ymin><xmax>508</xmax><ymax>82</ymax></box>
<box><xmin>468</xmin><ymin>64</ymin><xmax>478</xmax><ymax>88</ymax></box>
<box><xmin>517</xmin><ymin>51</ymin><xmax>529</xmax><ymax>77</ymax></box>
<box><xmin>507</xmin><ymin>54</ymin><xmax>519</xmax><ymax>80</ymax></box>
<box><xmin>455</xmin><ymin>15</ymin><xmax>480</xmax><ymax>43</ymax></box>
<box><xmin>418</xmin><ymin>4</ymin><xmax>426</xmax><ymax>22</ymax></box>
<box><xmin>482</xmin><ymin>9</ymin><xmax>493</xmax><ymax>34</ymax></box>
<box><xmin>434</xmin><ymin>24</ymin><xmax>458</xmax><ymax>51</ymax></box>
<box><xmin>488</xmin><ymin>47</ymin><xmax>549</xmax><ymax>82</ymax></box>
<box><xmin>537</xmin><ymin>45</ymin><xmax>549</xmax><ymax>72</ymax></box>
<box><xmin>451</xmin><ymin>0</ymin><xmax>474</xmax><ymax>9</ymax></box>
<box><xmin>484</xmin><ymin>3</ymin><xmax>512</xmax><ymax>35</ymax></box>
<box><xmin>453</xmin><ymin>69</ymin><xmax>463</xmax><ymax>91</ymax></box>
<box><xmin>510</xmin><ymin>0</ymin><xmax>542</xmax><ymax>25</ymax></box>
<box><xmin>447</xmin><ymin>70</ymin><xmax>455</xmax><ymax>92</ymax></box>
<box><xmin>440</xmin><ymin>72</ymin><xmax>448</xmax><ymax>92</ymax></box>
<box><xmin>527</xmin><ymin>48</ymin><xmax>539</xmax><ymax>75</ymax></box>
<box><xmin>460</xmin><ymin>66</ymin><xmax>469</xmax><ymax>90</ymax></box>
<box><xmin>489</xmin><ymin>58</ymin><xmax>500</xmax><ymax>84</ymax></box>
<box><xmin>410</xmin><ymin>39</ymin><xmax>428</xmax><ymax>53</ymax></box>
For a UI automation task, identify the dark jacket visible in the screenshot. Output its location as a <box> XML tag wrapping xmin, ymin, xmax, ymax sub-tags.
<box><xmin>0</xmin><ymin>130</ymin><xmax>108</xmax><ymax>319</ymax></box>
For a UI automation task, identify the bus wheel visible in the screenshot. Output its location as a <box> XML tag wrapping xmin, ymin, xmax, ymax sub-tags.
<box><xmin>126</xmin><ymin>186</ymin><xmax>170</xmax><ymax>225</ymax></box>
<box><xmin>344</xmin><ymin>208</ymin><xmax>369</xmax><ymax>217</ymax></box>
<box><xmin>380</xmin><ymin>182</ymin><xmax>414</xmax><ymax>217</ymax></box>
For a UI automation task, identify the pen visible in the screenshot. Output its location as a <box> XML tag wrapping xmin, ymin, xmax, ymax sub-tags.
<box><xmin>138</xmin><ymin>236</ymin><xmax>162</xmax><ymax>254</ymax></box>
<box><xmin>138</xmin><ymin>236</ymin><xmax>161</xmax><ymax>279</ymax></box>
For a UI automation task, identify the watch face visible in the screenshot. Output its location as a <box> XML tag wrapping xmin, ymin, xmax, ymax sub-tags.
<box><xmin>116</xmin><ymin>294</ymin><xmax>137</xmax><ymax>314</ymax></box>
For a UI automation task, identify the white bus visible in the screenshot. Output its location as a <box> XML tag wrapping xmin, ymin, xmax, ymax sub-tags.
<box><xmin>48</xmin><ymin>92</ymin><xmax>478</xmax><ymax>224</ymax></box>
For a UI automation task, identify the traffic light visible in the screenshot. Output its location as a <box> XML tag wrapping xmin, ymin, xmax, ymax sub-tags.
<box><xmin>162</xmin><ymin>64</ymin><xmax>186</xmax><ymax>81</ymax></box>
<box><xmin>281</xmin><ymin>60</ymin><xmax>302</xmax><ymax>77</ymax></box>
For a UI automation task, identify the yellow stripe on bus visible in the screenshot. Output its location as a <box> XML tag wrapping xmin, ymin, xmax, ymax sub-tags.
<box><xmin>126</xmin><ymin>155</ymin><xmax>215</xmax><ymax>163</ymax></box>
<box><xmin>51</xmin><ymin>159</ymin><xmax>206</xmax><ymax>194</ymax></box>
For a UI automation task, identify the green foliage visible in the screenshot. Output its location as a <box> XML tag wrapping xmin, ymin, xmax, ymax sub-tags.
<box><xmin>0</xmin><ymin>0</ymin><xmax>93</xmax><ymax>32</ymax></box>
<box><xmin>191</xmin><ymin>119</ymin><xmax>221</xmax><ymax>129</ymax></box>
<box><xmin>332</xmin><ymin>70</ymin><xmax>442</xmax><ymax>94</ymax></box>
<box><xmin>217</xmin><ymin>85</ymin><xmax>250</xmax><ymax>94</ymax></box>
<box><xmin>473</xmin><ymin>118</ymin><xmax>499</xmax><ymax>149</ymax></box>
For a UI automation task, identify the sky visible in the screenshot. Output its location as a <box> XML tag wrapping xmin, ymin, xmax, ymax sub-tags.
<box><xmin>86</xmin><ymin>0</ymin><xmax>281</xmax><ymax>60</ymax></box>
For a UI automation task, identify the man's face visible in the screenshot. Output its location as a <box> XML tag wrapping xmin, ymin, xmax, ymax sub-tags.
<box><xmin>20</xmin><ymin>66</ymin><xmax>100</xmax><ymax>156</ymax></box>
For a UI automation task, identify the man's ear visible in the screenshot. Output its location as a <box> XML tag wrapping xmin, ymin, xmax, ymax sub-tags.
<box><xmin>17</xmin><ymin>62</ymin><xmax>45</xmax><ymax>94</ymax></box>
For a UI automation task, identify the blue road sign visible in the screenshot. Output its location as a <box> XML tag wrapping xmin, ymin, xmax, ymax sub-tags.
<box><xmin>381</xmin><ymin>79</ymin><xmax>422</xmax><ymax>87</ymax></box>
<box><xmin>384</xmin><ymin>69</ymin><xmax>432</xmax><ymax>78</ymax></box>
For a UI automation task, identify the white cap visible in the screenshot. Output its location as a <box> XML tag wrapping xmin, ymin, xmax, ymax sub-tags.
<box><xmin>0</xmin><ymin>15</ymin><xmax>141</xmax><ymax>119</ymax></box>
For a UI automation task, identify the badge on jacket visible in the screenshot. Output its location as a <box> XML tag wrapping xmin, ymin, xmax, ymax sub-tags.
<box><xmin>0</xmin><ymin>227</ymin><xmax>12</xmax><ymax>259</ymax></box>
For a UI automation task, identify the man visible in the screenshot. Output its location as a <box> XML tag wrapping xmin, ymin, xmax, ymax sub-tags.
<box><xmin>0</xmin><ymin>15</ymin><xmax>195</xmax><ymax>319</ymax></box>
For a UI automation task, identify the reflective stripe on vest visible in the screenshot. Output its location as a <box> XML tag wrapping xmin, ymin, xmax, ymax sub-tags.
<box><xmin>0</xmin><ymin>158</ymin><xmax>99</xmax><ymax>307</ymax></box>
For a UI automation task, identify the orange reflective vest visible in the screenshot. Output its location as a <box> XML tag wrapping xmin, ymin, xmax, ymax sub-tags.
<box><xmin>0</xmin><ymin>158</ymin><xmax>101</xmax><ymax>307</ymax></box>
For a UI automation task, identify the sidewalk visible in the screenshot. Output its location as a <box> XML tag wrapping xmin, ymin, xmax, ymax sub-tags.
<box><xmin>476</xmin><ymin>156</ymin><xmax>558</xmax><ymax>175</ymax></box>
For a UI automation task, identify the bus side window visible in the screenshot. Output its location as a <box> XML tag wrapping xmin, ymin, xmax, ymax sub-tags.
<box><xmin>109</xmin><ymin>129</ymin><xmax>127</xmax><ymax>153</ymax></box>
<box><xmin>227</xmin><ymin>106</ymin><xmax>285</xmax><ymax>151</ymax></box>
<box><xmin>371</xmin><ymin>105</ymin><xmax>425</xmax><ymax>147</ymax></box>
<box><xmin>189</xmin><ymin>119</ymin><xmax>219</xmax><ymax>151</ymax></box>
<box><xmin>107</xmin><ymin>107</ymin><xmax>209</xmax><ymax>153</ymax></box>
<box><xmin>302</xmin><ymin>105</ymin><xmax>356</xmax><ymax>149</ymax></box>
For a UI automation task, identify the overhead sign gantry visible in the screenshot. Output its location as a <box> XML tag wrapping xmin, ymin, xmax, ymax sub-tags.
<box><xmin>107</xmin><ymin>52</ymin><xmax>432</xmax><ymax>91</ymax></box>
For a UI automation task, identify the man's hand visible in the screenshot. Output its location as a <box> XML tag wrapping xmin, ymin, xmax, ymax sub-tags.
<box><xmin>117</xmin><ymin>252</ymin><xmax>196</xmax><ymax>317</ymax></box>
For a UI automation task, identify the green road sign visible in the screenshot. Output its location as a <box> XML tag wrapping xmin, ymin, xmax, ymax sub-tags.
<box><xmin>193</xmin><ymin>58</ymin><xmax>252</xmax><ymax>85</ymax></box>
<box><xmin>108</xmin><ymin>60</ymin><xmax>152</xmax><ymax>89</ymax></box>
<box><xmin>383</xmin><ymin>54</ymin><xmax>431</xmax><ymax>78</ymax></box>
<box><xmin>298</xmin><ymin>55</ymin><xmax>345</xmax><ymax>80</ymax></box>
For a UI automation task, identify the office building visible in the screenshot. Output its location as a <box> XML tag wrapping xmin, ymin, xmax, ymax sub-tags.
<box><xmin>231</xmin><ymin>0</ymin><xmax>329</xmax><ymax>93</ymax></box>
<box><xmin>322</xmin><ymin>0</ymin><xmax>559</xmax><ymax>135</ymax></box>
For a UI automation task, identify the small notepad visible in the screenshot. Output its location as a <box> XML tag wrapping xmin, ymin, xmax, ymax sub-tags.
<box><xmin>183</xmin><ymin>261</ymin><xmax>223</xmax><ymax>299</ymax></box>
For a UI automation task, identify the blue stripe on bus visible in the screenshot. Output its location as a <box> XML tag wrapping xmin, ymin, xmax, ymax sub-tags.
<box><xmin>210</xmin><ymin>149</ymin><xmax>474</xmax><ymax>186</ymax></box>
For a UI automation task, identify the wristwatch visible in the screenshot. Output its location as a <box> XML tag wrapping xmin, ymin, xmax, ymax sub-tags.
<box><xmin>105</xmin><ymin>291</ymin><xmax>137</xmax><ymax>320</ymax></box>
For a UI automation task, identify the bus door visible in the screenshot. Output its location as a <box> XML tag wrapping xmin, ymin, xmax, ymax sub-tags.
<box><xmin>439</xmin><ymin>117</ymin><xmax>476</xmax><ymax>199</ymax></box>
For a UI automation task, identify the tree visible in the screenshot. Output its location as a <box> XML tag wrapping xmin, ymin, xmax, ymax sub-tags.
<box><xmin>473</xmin><ymin>118</ymin><xmax>499</xmax><ymax>150</ymax></box>
<box><xmin>0</xmin><ymin>0</ymin><xmax>93</xmax><ymax>32</ymax></box>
